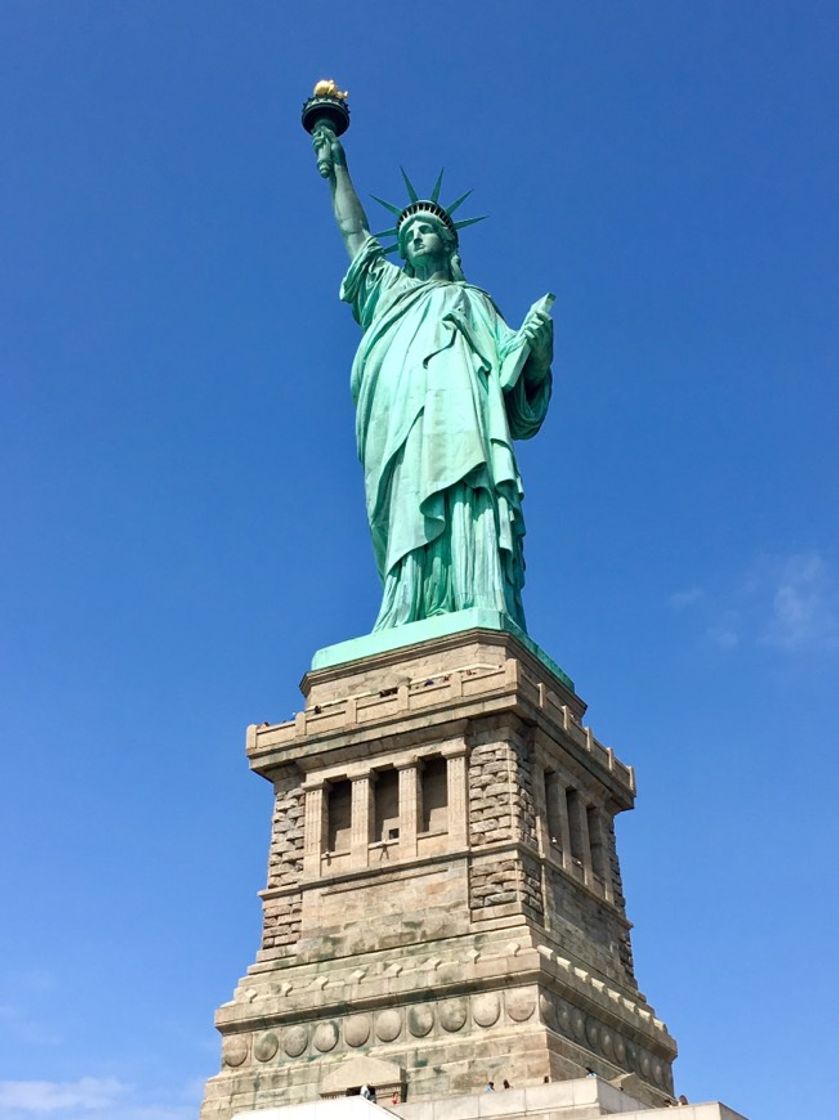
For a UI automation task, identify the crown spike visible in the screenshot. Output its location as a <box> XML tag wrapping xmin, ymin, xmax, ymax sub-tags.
<box><xmin>370</xmin><ymin>194</ymin><xmax>402</xmax><ymax>216</ymax></box>
<box><xmin>430</xmin><ymin>168</ymin><xmax>445</xmax><ymax>203</ymax></box>
<box><xmin>453</xmin><ymin>215</ymin><xmax>488</xmax><ymax>231</ymax></box>
<box><xmin>400</xmin><ymin>167</ymin><xmax>420</xmax><ymax>203</ymax></box>
<box><xmin>446</xmin><ymin>189</ymin><xmax>473</xmax><ymax>216</ymax></box>
<box><xmin>373</xmin><ymin>170</ymin><xmax>485</xmax><ymax>251</ymax></box>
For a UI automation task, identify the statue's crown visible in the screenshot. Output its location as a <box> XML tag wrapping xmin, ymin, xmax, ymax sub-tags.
<box><xmin>371</xmin><ymin>168</ymin><xmax>486</xmax><ymax>255</ymax></box>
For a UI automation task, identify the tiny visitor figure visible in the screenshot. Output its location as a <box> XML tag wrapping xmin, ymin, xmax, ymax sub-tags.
<box><xmin>304</xmin><ymin>81</ymin><xmax>554</xmax><ymax>634</ymax></box>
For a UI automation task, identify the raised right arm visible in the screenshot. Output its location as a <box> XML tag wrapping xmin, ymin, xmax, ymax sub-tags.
<box><xmin>312</xmin><ymin>128</ymin><xmax>371</xmax><ymax>260</ymax></box>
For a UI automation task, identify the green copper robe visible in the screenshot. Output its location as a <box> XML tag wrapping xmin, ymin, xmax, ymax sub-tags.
<box><xmin>341</xmin><ymin>236</ymin><xmax>552</xmax><ymax>632</ymax></box>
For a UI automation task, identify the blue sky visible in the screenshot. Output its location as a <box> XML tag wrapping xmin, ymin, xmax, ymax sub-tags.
<box><xmin>1</xmin><ymin>3</ymin><xmax>837</xmax><ymax>1118</ymax></box>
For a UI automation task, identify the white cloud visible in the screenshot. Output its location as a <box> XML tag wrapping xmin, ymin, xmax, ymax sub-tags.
<box><xmin>669</xmin><ymin>586</ymin><xmax>703</xmax><ymax>609</ymax></box>
<box><xmin>707</xmin><ymin>610</ymin><xmax>740</xmax><ymax>649</ymax></box>
<box><xmin>0</xmin><ymin>1078</ymin><xmax>198</xmax><ymax>1120</ymax></box>
<box><xmin>0</xmin><ymin>1005</ymin><xmax>62</xmax><ymax>1047</ymax></box>
<box><xmin>0</xmin><ymin>1077</ymin><xmax>126</xmax><ymax>1113</ymax></box>
<box><xmin>760</xmin><ymin>551</ymin><xmax>838</xmax><ymax>651</ymax></box>
<box><xmin>671</xmin><ymin>550</ymin><xmax>838</xmax><ymax>654</ymax></box>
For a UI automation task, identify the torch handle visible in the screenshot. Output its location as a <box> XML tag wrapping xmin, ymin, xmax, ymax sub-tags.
<box><xmin>312</xmin><ymin>121</ymin><xmax>336</xmax><ymax>179</ymax></box>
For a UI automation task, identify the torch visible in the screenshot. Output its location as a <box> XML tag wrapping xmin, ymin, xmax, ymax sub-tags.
<box><xmin>301</xmin><ymin>79</ymin><xmax>350</xmax><ymax>178</ymax></box>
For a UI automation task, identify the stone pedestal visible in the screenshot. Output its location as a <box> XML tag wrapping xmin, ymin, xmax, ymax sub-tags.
<box><xmin>201</xmin><ymin>628</ymin><xmax>677</xmax><ymax>1120</ymax></box>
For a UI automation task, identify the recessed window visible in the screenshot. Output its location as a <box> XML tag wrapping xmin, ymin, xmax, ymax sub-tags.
<box><xmin>587</xmin><ymin>805</ymin><xmax>607</xmax><ymax>881</ymax></box>
<box><xmin>544</xmin><ymin>769</ymin><xmax>563</xmax><ymax>849</ymax></box>
<box><xmin>566</xmin><ymin>787</ymin><xmax>585</xmax><ymax>863</ymax></box>
<box><xmin>326</xmin><ymin>779</ymin><xmax>352</xmax><ymax>852</ymax></box>
<box><xmin>374</xmin><ymin>768</ymin><xmax>400</xmax><ymax>843</ymax></box>
<box><xmin>421</xmin><ymin>756</ymin><xmax>448</xmax><ymax>833</ymax></box>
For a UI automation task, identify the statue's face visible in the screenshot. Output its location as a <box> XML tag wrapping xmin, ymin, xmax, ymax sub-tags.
<box><xmin>402</xmin><ymin>217</ymin><xmax>447</xmax><ymax>270</ymax></box>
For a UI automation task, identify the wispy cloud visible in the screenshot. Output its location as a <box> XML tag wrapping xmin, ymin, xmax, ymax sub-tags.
<box><xmin>758</xmin><ymin>552</ymin><xmax>838</xmax><ymax>651</ymax></box>
<box><xmin>670</xmin><ymin>550</ymin><xmax>838</xmax><ymax>655</ymax></box>
<box><xmin>0</xmin><ymin>1004</ymin><xmax>62</xmax><ymax>1047</ymax></box>
<box><xmin>669</xmin><ymin>586</ymin><xmax>703</xmax><ymax>609</ymax></box>
<box><xmin>0</xmin><ymin>1078</ymin><xmax>198</xmax><ymax>1120</ymax></box>
<box><xmin>707</xmin><ymin>610</ymin><xmax>740</xmax><ymax>649</ymax></box>
<box><xmin>0</xmin><ymin>1077</ymin><xmax>126</xmax><ymax>1113</ymax></box>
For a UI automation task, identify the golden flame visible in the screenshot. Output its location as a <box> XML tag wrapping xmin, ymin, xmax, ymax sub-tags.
<box><xmin>312</xmin><ymin>79</ymin><xmax>348</xmax><ymax>101</ymax></box>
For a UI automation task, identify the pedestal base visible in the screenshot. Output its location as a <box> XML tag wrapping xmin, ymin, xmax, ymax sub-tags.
<box><xmin>311</xmin><ymin>609</ymin><xmax>575</xmax><ymax>695</ymax></box>
<box><xmin>201</xmin><ymin>629</ymin><xmax>676</xmax><ymax>1119</ymax></box>
<box><xmin>228</xmin><ymin>1083</ymin><xmax>748</xmax><ymax>1120</ymax></box>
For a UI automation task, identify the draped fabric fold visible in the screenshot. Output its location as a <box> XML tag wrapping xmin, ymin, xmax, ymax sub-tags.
<box><xmin>340</xmin><ymin>236</ymin><xmax>552</xmax><ymax>632</ymax></box>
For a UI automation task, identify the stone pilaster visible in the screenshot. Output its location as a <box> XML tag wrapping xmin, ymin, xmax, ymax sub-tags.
<box><xmin>350</xmin><ymin>774</ymin><xmax>372</xmax><ymax>868</ymax></box>
<box><xmin>302</xmin><ymin>779</ymin><xmax>325</xmax><ymax>876</ymax></box>
<box><xmin>566</xmin><ymin>788</ymin><xmax>592</xmax><ymax>885</ymax></box>
<box><xmin>398</xmin><ymin>760</ymin><xmax>419</xmax><ymax>858</ymax></box>
<box><xmin>577</xmin><ymin>795</ymin><xmax>593</xmax><ymax>887</ymax></box>
<box><xmin>589</xmin><ymin>805</ymin><xmax>613</xmax><ymax>903</ymax></box>
<box><xmin>546</xmin><ymin>771</ymin><xmax>573</xmax><ymax>868</ymax></box>
<box><xmin>442</xmin><ymin>739</ymin><xmax>468</xmax><ymax>848</ymax></box>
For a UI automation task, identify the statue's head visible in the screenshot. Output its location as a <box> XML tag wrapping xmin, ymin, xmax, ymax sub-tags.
<box><xmin>372</xmin><ymin>171</ymin><xmax>482</xmax><ymax>281</ymax></box>
<box><xmin>398</xmin><ymin>210</ymin><xmax>465</xmax><ymax>280</ymax></box>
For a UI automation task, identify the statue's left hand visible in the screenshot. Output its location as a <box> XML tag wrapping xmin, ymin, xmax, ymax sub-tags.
<box><xmin>312</xmin><ymin>126</ymin><xmax>348</xmax><ymax>180</ymax></box>
<box><xmin>522</xmin><ymin>310</ymin><xmax>553</xmax><ymax>374</ymax></box>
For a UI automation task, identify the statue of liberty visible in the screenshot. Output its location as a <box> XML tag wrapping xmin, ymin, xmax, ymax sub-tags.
<box><xmin>307</xmin><ymin>87</ymin><xmax>554</xmax><ymax>635</ymax></box>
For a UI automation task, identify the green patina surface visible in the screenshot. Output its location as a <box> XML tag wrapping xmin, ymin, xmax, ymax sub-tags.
<box><xmin>311</xmin><ymin>607</ymin><xmax>575</xmax><ymax>694</ymax></box>
<box><xmin>308</xmin><ymin>102</ymin><xmax>556</xmax><ymax>640</ymax></box>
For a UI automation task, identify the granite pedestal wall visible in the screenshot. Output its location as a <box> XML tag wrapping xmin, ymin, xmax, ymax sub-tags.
<box><xmin>201</xmin><ymin>629</ymin><xmax>677</xmax><ymax>1120</ymax></box>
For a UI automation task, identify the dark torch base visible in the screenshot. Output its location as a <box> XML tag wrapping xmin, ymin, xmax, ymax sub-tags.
<box><xmin>301</xmin><ymin>95</ymin><xmax>350</xmax><ymax>136</ymax></box>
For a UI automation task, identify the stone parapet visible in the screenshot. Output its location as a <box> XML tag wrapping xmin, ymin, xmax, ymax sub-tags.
<box><xmin>228</xmin><ymin>1088</ymin><xmax>747</xmax><ymax>1120</ymax></box>
<box><xmin>248</xmin><ymin>632</ymin><xmax>634</xmax><ymax>805</ymax></box>
<box><xmin>392</xmin><ymin>1081</ymin><xmax>748</xmax><ymax>1120</ymax></box>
